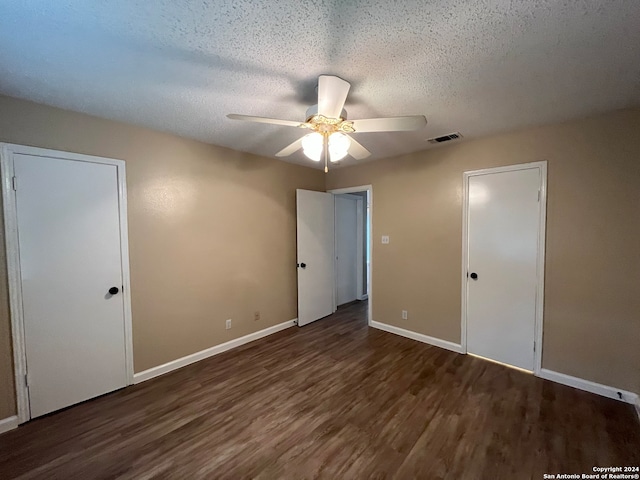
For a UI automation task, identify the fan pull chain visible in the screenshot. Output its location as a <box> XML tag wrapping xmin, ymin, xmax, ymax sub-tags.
<box><xmin>323</xmin><ymin>133</ymin><xmax>329</xmax><ymax>173</ymax></box>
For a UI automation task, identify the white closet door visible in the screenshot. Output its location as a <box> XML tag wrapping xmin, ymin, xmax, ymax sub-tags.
<box><xmin>466</xmin><ymin>167</ymin><xmax>541</xmax><ymax>371</ymax></box>
<box><xmin>15</xmin><ymin>153</ymin><xmax>127</xmax><ymax>418</ymax></box>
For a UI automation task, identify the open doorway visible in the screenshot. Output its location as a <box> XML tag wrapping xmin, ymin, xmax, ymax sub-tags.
<box><xmin>295</xmin><ymin>185</ymin><xmax>372</xmax><ymax>327</ymax></box>
<box><xmin>328</xmin><ymin>185</ymin><xmax>372</xmax><ymax>324</ymax></box>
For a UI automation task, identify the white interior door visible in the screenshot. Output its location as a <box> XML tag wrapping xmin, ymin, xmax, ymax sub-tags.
<box><xmin>296</xmin><ymin>189</ymin><xmax>335</xmax><ymax>327</ymax></box>
<box><xmin>335</xmin><ymin>195</ymin><xmax>358</xmax><ymax>306</ymax></box>
<box><xmin>14</xmin><ymin>153</ymin><xmax>128</xmax><ymax>418</ymax></box>
<box><xmin>466</xmin><ymin>167</ymin><xmax>542</xmax><ymax>371</ymax></box>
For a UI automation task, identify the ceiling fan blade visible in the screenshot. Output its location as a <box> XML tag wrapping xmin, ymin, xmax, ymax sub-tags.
<box><xmin>317</xmin><ymin>75</ymin><xmax>351</xmax><ymax>119</ymax></box>
<box><xmin>275</xmin><ymin>137</ymin><xmax>304</xmax><ymax>157</ymax></box>
<box><xmin>351</xmin><ymin>115</ymin><xmax>427</xmax><ymax>133</ymax></box>
<box><xmin>347</xmin><ymin>136</ymin><xmax>371</xmax><ymax>160</ymax></box>
<box><xmin>227</xmin><ymin>114</ymin><xmax>304</xmax><ymax>128</ymax></box>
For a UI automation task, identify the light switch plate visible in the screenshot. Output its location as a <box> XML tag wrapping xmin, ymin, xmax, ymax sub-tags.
<box><xmin>381</xmin><ymin>235</ymin><xmax>390</xmax><ymax>244</ymax></box>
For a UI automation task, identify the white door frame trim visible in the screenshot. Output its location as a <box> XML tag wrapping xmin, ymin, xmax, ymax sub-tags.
<box><xmin>355</xmin><ymin>196</ymin><xmax>365</xmax><ymax>301</ymax></box>
<box><xmin>0</xmin><ymin>143</ymin><xmax>134</xmax><ymax>424</ymax></box>
<box><xmin>461</xmin><ymin>161</ymin><xmax>547</xmax><ymax>375</ymax></box>
<box><xmin>328</xmin><ymin>185</ymin><xmax>373</xmax><ymax>326</ymax></box>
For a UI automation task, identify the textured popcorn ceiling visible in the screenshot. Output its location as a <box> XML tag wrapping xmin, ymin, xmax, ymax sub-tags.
<box><xmin>1</xmin><ymin>1</ymin><xmax>639</xmax><ymax>168</ymax></box>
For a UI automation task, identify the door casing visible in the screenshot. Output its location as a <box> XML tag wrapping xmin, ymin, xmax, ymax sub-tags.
<box><xmin>1</xmin><ymin>143</ymin><xmax>134</xmax><ymax>424</ymax></box>
<box><xmin>461</xmin><ymin>161</ymin><xmax>547</xmax><ymax>375</ymax></box>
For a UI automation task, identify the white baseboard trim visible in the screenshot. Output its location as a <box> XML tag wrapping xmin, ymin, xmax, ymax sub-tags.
<box><xmin>134</xmin><ymin>319</ymin><xmax>297</xmax><ymax>384</ymax></box>
<box><xmin>635</xmin><ymin>398</ymin><xmax>640</xmax><ymax>423</ymax></box>
<box><xmin>370</xmin><ymin>320</ymin><xmax>464</xmax><ymax>354</ymax></box>
<box><xmin>0</xmin><ymin>415</ymin><xmax>18</xmax><ymax>434</ymax></box>
<box><xmin>538</xmin><ymin>368</ymin><xmax>639</xmax><ymax>405</ymax></box>
<box><xmin>358</xmin><ymin>294</ymin><xmax>369</xmax><ymax>301</ymax></box>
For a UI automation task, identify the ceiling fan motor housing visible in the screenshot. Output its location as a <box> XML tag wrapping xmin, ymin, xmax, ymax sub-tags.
<box><xmin>305</xmin><ymin>104</ymin><xmax>348</xmax><ymax>122</ymax></box>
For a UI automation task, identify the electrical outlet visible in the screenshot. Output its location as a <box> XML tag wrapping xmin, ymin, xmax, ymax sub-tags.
<box><xmin>402</xmin><ymin>310</ymin><xmax>408</xmax><ymax>320</ymax></box>
<box><xmin>226</xmin><ymin>319</ymin><xmax>232</xmax><ymax>330</ymax></box>
<box><xmin>254</xmin><ymin>311</ymin><xmax>261</xmax><ymax>321</ymax></box>
<box><xmin>381</xmin><ymin>235</ymin><xmax>390</xmax><ymax>244</ymax></box>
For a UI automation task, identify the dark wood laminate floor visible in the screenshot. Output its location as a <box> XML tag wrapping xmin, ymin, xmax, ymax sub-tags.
<box><xmin>1</xmin><ymin>301</ymin><xmax>639</xmax><ymax>479</ymax></box>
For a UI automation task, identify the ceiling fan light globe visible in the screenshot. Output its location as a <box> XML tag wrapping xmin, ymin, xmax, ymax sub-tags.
<box><xmin>329</xmin><ymin>150</ymin><xmax>347</xmax><ymax>162</ymax></box>
<box><xmin>301</xmin><ymin>132</ymin><xmax>322</xmax><ymax>150</ymax></box>
<box><xmin>301</xmin><ymin>132</ymin><xmax>323</xmax><ymax>161</ymax></box>
<box><xmin>329</xmin><ymin>132</ymin><xmax>351</xmax><ymax>162</ymax></box>
<box><xmin>303</xmin><ymin>147</ymin><xmax>322</xmax><ymax>161</ymax></box>
<box><xmin>329</xmin><ymin>132</ymin><xmax>350</xmax><ymax>149</ymax></box>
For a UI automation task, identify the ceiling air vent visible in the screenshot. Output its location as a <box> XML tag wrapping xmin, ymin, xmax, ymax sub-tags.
<box><xmin>427</xmin><ymin>132</ymin><xmax>463</xmax><ymax>144</ymax></box>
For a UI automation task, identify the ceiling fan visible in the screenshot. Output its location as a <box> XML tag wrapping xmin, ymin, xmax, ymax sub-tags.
<box><xmin>227</xmin><ymin>75</ymin><xmax>427</xmax><ymax>172</ymax></box>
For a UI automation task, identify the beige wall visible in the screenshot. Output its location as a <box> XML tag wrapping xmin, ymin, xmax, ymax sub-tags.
<box><xmin>0</xmin><ymin>95</ymin><xmax>325</xmax><ymax>419</ymax></box>
<box><xmin>1</xmin><ymin>96</ymin><xmax>638</xmax><ymax>420</ymax></box>
<box><xmin>327</xmin><ymin>108</ymin><xmax>640</xmax><ymax>395</ymax></box>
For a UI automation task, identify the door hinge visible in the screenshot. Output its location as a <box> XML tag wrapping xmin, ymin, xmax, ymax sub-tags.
<box><xmin>537</xmin><ymin>190</ymin><xmax>540</xmax><ymax>202</ymax></box>
<box><xmin>24</xmin><ymin>373</ymin><xmax>29</xmax><ymax>387</ymax></box>
<box><xmin>533</xmin><ymin>341</ymin><xmax>536</xmax><ymax>352</ymax></box>
<box><xmin>12</xmin><ymin>176</ymin><xmax>17</xmax><ymax>191</ymax></box>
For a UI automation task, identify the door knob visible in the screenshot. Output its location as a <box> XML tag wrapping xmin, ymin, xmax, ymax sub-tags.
<box><xmin>470</xmin><ymin>272</ymin><xmax>478</xmax><ymax>280</ymax></box>
<box><xmin>108</xmin><ymin>286</ymin><xmax>120</xmax><ymax>295</ymax></box>
<box><xmin>297</xmin><ymin>263</ymin><xmax>307</xmax><ymax>269</ymax></box>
